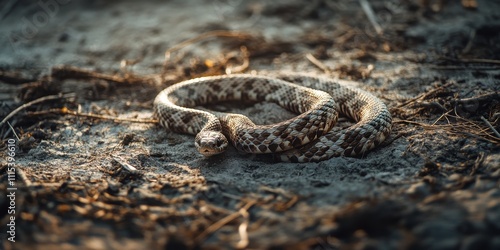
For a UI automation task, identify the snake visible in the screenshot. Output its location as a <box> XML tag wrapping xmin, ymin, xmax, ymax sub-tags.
<box><xmin>153</xmin><ymin>73</ymin><xmax>392</xmax><ymax>162</ymax></box>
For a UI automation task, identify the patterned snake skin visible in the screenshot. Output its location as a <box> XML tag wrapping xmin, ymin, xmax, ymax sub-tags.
<box><xmin>154</xmin><ymin>74</ymin><xmax>392</xmax><ymax>162</ymax></box>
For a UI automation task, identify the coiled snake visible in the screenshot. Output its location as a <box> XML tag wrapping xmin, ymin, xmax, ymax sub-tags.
<box><xmin>154</xmin><ymin>74</ymin><xmax>392</xmax><ymax>162</ymax></box>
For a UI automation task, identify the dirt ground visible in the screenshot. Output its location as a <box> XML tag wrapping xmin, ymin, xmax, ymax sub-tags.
<box><xmin>1</xmin><ymin>0</ymin><xmax>499</xmax><ymax>249</ymax></box>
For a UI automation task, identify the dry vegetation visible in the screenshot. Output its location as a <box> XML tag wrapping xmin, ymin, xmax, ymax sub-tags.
<box><xmin>1</xmin><ymin>0</ymin><xmax>499</xmax><ymax>249</ymax></box>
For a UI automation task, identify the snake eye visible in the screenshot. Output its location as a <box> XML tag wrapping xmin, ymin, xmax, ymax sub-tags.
<box><xmin>216</xmin><ymin>139</ymin><xmax>224</xmax><ymax>147</ymax></box>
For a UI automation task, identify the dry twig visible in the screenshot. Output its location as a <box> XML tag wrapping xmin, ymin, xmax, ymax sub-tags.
<box><xmin>0</xmin><ymin>93</ymin><xmax>76</xmax><ymax>127</ymax></box>
<box><xmin>164</xmin><ymin>30</ymin><xmax>253</xmax><ymax>60</ymax></box>
<box><xmin>481</xmin><ymin>116</ymin><xmax>500</xmax><ymax>138</ymax></box>
<box><xmin>195</xmin><ymin>200</ymin><xmax>256</xmax><ymax>245</ymax></box>
<box><xmin>462</xmin><ymin>29</ymin><xmax>476</xmax><ymax>54</ymax></box>
<box><xmin>395</xmin><ymin>82</ymin><xmax>454</xmax><ymax>109</ymax></box>
<box><xmin>236</xmin><ymin>205</ymin><xmax>251</xmax><ymax>249</ymax></box>
<box><xmin>224</xmin><ymin>46</ymin><xmax>250</xmax><ymax>74</ymax></box>
<box><xmin>439</xmin><ymin>56</ymin><xmax>500</xmax><ymax>65</ymax></box>
<box><xmin>453</xmin><ymin>92</ymin><xmax>500</xmax><ymax>106</ymax></box>
<box><xmin>16</xmin><ymin>167</ymin><xmax>32</xmax><ymax>187</ymax></box>
<box><xmin>306</xmin><ymin>53</ymin><xmax>331</xmax><ymax>73</ymax></box>
<box><xmin>6</xmin><ymin>121</ymin><xmax>20</xmax><ymax>141</ymax></box>
<box><xmin>112</xmin><ymin>155</ymin><xmax>139</xmax><ymax>174</ymax></box>
<box><xmin>395</xmin><ymin>117</ymin><xmax>500</xmax><ymax>144</ymax></box>
<box><xmin>26</xmin><ymin>107</ymin><xmax>157</xmax><ymax>124</ymax></box>
<box><xmin>359</xmin><ymin>0</ymin><xmax>383</xmax><ymax>35</ymax></box>
<box><xmin>51</xmin><ymin>66</ymin><xmax>158</xmax><ymax>85</ymax></box>
<box><xmin>470</xmin><ymin>152</ymin><xmax>485</xmax><ymax>176</ymax></box>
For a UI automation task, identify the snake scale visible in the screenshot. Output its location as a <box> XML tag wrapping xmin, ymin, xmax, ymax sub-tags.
<box><xmin>154</xmin><ymin>74</ymin><xmax>392</xmax><ymax>162</ymax></box>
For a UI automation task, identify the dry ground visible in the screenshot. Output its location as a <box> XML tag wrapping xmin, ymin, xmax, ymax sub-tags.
<box><xmin>1</xmin><ymin>0</ymin><xmax>499</xmax><ymax>249</ymax></box>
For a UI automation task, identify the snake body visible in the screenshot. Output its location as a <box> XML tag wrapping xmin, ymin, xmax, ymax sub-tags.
<box><xmin>154</xmin><ymin>74</ymin><xmax>392</xmax><ymax>162</ymax></box>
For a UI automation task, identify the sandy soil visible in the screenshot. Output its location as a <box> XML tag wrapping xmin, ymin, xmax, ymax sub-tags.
<box><xmin>1</xmin><ymin>0</ymin><xmax>499</xmax><ymax>249</ymax></box>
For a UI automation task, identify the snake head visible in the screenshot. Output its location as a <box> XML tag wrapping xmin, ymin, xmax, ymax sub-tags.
<box><xmin>195</xmin><ymin>131</ymin><xmax>228</xmax><ymax>156</ymax></box>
